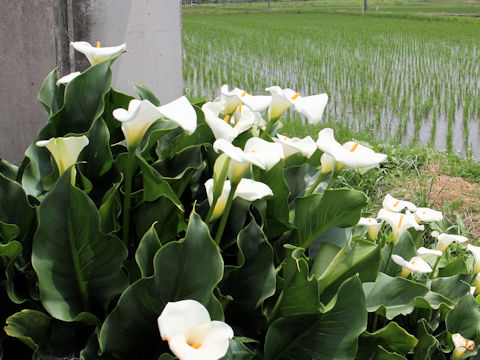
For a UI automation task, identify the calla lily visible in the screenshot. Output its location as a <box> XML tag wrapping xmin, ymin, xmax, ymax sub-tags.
<box><xmin>266</xmin><ymin>86</ymin><xmax>328</xmax><ymax>124</ymax></box>
<box><xmin>158</xmin><ymin>300</ymin><xmax>233</xmax><ymax>360</ymax></box>
<box><xmin>36</xmin><ymin>136</ymin><xmax>89</xmax><ymax>184</ymax></box>
<box><xmin>432</xmin><ymin>231</ymin><xmax>469</xmax><ymax>252</ymax></box>
<box><xmin>213</xmin><ymin>138</ymin><xmax>284</xmax><ymax>184</ymax></box>
<box><xmin>205</xmin><ymin>178</ymin><xmax>273</xmax><ymax>220</ymax></box>
<box><xmin>71</xmin><ymin>41</ymin><xmax>126</xmax><ymax>65</ymax></box>
<box><xmin>467</xmin><ymin>244</ymin><xmax>480</xmax><ymax>274</ymax></box>
<box><xmin>414</xmin><ymin>207</ymin><xmax>443</xmax><ymax>223</ymax></box>
<box><xmin>316</xmin><ymin>128</ymin><xmax>387</xmax><ymax>173</ymax></box>
<box><xmin>202</xmin><ymin>101</ymin><xmax>255</xmax><ymax>141</ymax></box>
<box><xmin>391</xmin><ymin>254</ymin><xmax>432</xmax><ymax>278</ymax></box>
<box><xmin>273</xmin><ymin>134</ymin><xmax>317</xmax><ymax>158</ymax></box>
<box><xmin>377</xmin><ymin>209</ymin><xmax>424</xmax><ymax>245</ymax></box>
<box><xmin>56</xmin><ymin>72</ymin><xmax>81</xmax><ymax>85</ymax></box>
<box><xmin>113</xmin><ymin>97</ymin><xmax>196</xmax><ymax>149</ymax></box>
<box><xmin>220</xmin><ymin>85</ymin><xmax>271</xmax><ymax>114</ymax></box>
<box><xmin>452</xmin><ymin>333</ymin><xmax>475</xmax><ymax>360</ymax></box>
<box><xmin>416</xmin><ymin>247</ymin><xmax>442</xmax><ymax>258</ymax></box>
<box><xmin>382</xmin><ymin>194</ymin><xmax>417</xmax><ymax>213</ymax></box>
<box><xmin>357</xmin><ymin>217</ymin><xmax>382</xmax><ymax>241</ymax></box>
<box><xmin>471</xmin><ymin>273</ymin><xmax>480</xmax><ymax>296</ymax></box>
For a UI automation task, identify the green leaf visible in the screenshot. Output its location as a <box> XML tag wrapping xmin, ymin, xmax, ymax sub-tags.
<box><xmin>431</xmin><ymin>274</ymin><xmax>471</xmax><ymax>302</ymax></box>
<box><xmin>32</xmin><ymin>171</ymin><xmax>128</xmax><ymax>321</ymax></box>
<box><xmin>133</xmin><ymin>83</ymin><xmax>161</xmax><ymax>106</ymax></box>
<box><xmin>221</xmin><ymin>338</ymin><xmax>257</xmax><ymax>360</ymax></box>
<box><xmin>446</xmin><ymin>294</ymin><xmax>480</xmax><ymax>340</ymax></box>
<box><xmin>253</xmin><ymin>162</ymin><xmax>292</xmax><ymax>238</ymax></box>
<box><xmin>0</xmin><ymin>158</ymin><xmax>18</xmax><ymax>180</ymax></box>
<box><xmin>98</xmin><ymin>178</ymin><xmax>122</xmax><ymax>234</ymax></box>
<box><xmin>135</xmin><ymin>223</ymin><xmax>162</xmax><ymax>278</ymax></box>
<box><xmin>99</xmin><ymin>211</ymin><xmax>224</xmax><ymax>359</ymax></box>
<box><xmin>438</xmin><ymin>258</ymin><xmax>468</xmax><ymax>277</ymax></box>
<box><xmin>4</xmin><ymin>309</ymin><xmax>93</xmax><ymax>358</ymax></box>
<box><xmin>264</xmin><ymin>276</ymin><xmax>367</xmax><ymax>360</ymax></box>
<box><xmin>221</xmin><ymin>221</ymin><xmax>275</xmax><ymax>334</ymax></box>
<box><xmin>413</xmin><ymin>319</ymin><xmax>437</xmax><ymax>360</ymax></box>
<box><xmin>295</xmin><ymin>189</ymin><xmax>368</xmax><ymax>248</ymax></box>
<box><xmin>38</xmin><ymin>68</ymin><xmax>63</xmax><ymax>115</ymax></box>
<box><xmin>49</xmin><ymin>60</ymin><xmax>112</xmax><ymax>136</ymax></box>
<box><xmin>359</xmin><ymin>321</ymin><xmax>418</xmax><ymax>355</ymax></box>
<box><xmin>0</xmin><ymin>241</ymin><xmax>23</xmax><ymax>304</ymax></box>
<box><xmin>372</xmin><ymin>346</ymin><xmax>406</xmax><ymax>360</ymax></box>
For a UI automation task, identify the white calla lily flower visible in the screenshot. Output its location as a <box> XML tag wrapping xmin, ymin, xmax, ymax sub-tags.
<box><xmin>273</xmin><ymin>134</ymin><xmax>317</xmax><ymax>158</ymax></box>
<box><xmin>316</xmin><ymin>128</ymin><xmax>387</xmax><ymax>173</ymax></box>
<box><xmin>36</xmin><ymin>136</ymin><xmax>89</xmax><ymax>184</ymax></box>
<box><xmin>377</xmin><ymin>209</ymin><xmax>424</xmax><ymax>245</ymax></box>
<box><xmin>416</xmin><ymin>247</ymin><xmax>442</xmax><ymax>258</ymax></box>
<box><xmin>205</xmin><ymin>178</ymin><xmax>273</xmax><ymax>220</ymax></box>
<box><xmin>357</xmin><ymin>217</ymin><xmax>382</xmax><ymax>241</ymax></box>
<box><xmin>219</xmin><ymin>85</ymin><xmax>271</xmax><ymax>114</ymax></box>
<box><xmin>244</xmin><ymin>137</ymin><xmax>284</xmax><ymax>171</ymax></box>
<box><xmin>202</xmin><ymin>101</ymin><xmax>255</xmax><ymax>141</ymax></box>
<box><xmin>391</xmin><ymin>254</ymin><xmax>432</xmax><ymax>278</ymax></box>
<box><xmin>452</xmin><ymin>333</ymin><xmax>475</xmax><ymax>360</ymax></box>
<box><xmin>158</xmin><ymin>96</ymin><xmax>197</xmax><ymax>135</ymax></box>
<box><xmin>56</xmin><ymin>72</ymin><xmax>81</xmax><ymax>85</ymax></box>
<box><xmin>71</xmin><ymin>41</ymin><xmax>126</xmax><ymax>66</ymax></box>
<box><xmin>382</xmin><ymin>194</ymin><xmax>417</xmax><ymax>213</ymax></box>
<box><xmin>158</xmin><ymin>300</ymin><xmax>233</xmax><ymax>360</ymax></box>
<box><xmin>432</xmin><ymin>231</ymin><xmax>469</xmax><ymax>252</ymax></box>
<box><xmin>414</xmin><ymin>207</ymin><xmax>443</xmax><ymax>223</ymax></box>
<box><xmin>467</xmin><ymin>244</ymin><xmax>480</xmax><ymax>274</ymax></box>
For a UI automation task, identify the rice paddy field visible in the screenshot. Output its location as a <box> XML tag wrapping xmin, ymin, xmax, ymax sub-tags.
<box><xmin>182</xmin><ymin>1</ymin><xmax>480</xmax><ymax>158</ymax></box>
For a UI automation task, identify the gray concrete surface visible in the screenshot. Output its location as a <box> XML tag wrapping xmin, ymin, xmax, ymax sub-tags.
<box><xmin>0</xmin><ymin>0</ymin><xmax>183</xmax><ymax>164</ymax></box>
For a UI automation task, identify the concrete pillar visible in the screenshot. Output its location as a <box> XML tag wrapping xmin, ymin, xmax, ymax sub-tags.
<box><xmin>0</xmin><ymin>0</ymin><xmax>183</xmax><ymax>164</ymax></box>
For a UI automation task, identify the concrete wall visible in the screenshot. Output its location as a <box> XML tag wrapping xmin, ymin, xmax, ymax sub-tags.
<box><xmin>0</xmin><ymin>0</ymin><xmax>183</xmax><ymax>164</ymax></box>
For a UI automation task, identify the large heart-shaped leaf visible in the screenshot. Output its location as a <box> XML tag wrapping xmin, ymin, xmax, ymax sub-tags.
<box><xmin>295</xmin><ymin>189</ymin><xmax>368</xmax><ymax>248</ymax></box>
<box><xmin>358</xmin><ymin>321</ymin><xmax>418</xmax><ymax>356</ymax></box>
<box><xmin>446</xmin><ymin>294</ymin><xmax>480</xmax><ymax>340</ymax></box>
<box><xmin>99</xmin><ymin>211</ymin><xmax>224</xmax><ymax>359</ymax></box>
<box><xmin>32</xmin><ymin>171</ymin><xmax>128</xmax><ymax>321</ymax></box>
<box><xmin>264</xmin><ymin>276</ymin><xmax>367</xmax><ymax>360</ymax></box>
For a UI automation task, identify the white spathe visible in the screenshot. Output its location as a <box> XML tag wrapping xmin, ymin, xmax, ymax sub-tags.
<box><xmin>452</xmin><ymin>333</ymin><xmax>475</xmax><ymax>360</ymax></box>
<box><xmin>220</xmin><ymin>85</ymin><xmax>271</xmax><ymax>113</ymax></box>
<box><xmin>416</xmin><ymin>247</ymin><xmax>442</xmax><ymax>258</ymax></box>
<box><xmin>414</xmin><ymin>207</ymin><xmax>443</xmax><ymax>223</ymax></box>
<box><xmin>273</xmin><ymin>134</ymin><xmax>317</xmax><ymax>158</ymax></box>
<box><xmin>113</xmin><ymin>97</ymin><xmax>196</xmax><ymax>149</ymax></box>
<box><xmin>70</xmin><ymin>41</ymin><xmax>126</xmax><ymax>65</ymax></box>
<box><xmin>158</xmin><ymin>300</ymin><xmax>233</xmax><ymax>360</ymax></box>
<box><xmin>56</xmin><ymin>72</ymin><xmax>81</xmax><ymax>85</ymax></box>
<box><xmin>391</xmin><ymin>254</ymin><xmax>432</xmax><ymax>278</ymax></box>
<box><xmin>382</xmin><ymin>194</ymin><xmax>417</xmax><ymax>213</ymax></box>
<box><xmin>316</xmin><ymin>128</ymin><xmax>387</xmax><ymax>173</ymax></box>
<box><xmin>432</xmin><ymin>231</ymin><xmax>469</xmax><ymax>252</ymax></box>
<box><xmin>202</xmin><ymin>101</ymin><xmax>255</xmax><ymax>141</ymax></box>
<box><xmin>377</xmin><ymin>209</ymin><xmax>424</xmax><ymax>245</ymax></box>
<box><xmin>357</xmin><ymin>217</ymin><xmax>382</xmax><ymax>241</ymax></box>
<box><xmin>467</xmin><ymin>244</ymin><xmax>480</xmax><ymax>274</ymax></box>
<box><xmin>205</xmin><ymin>178</ymin><xmax>273</xmax><ymax>220</ymax></box>
<box><xmin>36</xmin><ymin>136</ymin><xmax>89</xmax><ymax>181</ymax></box>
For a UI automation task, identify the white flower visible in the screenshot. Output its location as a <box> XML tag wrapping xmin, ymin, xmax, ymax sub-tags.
<box><xmin>391</xmin><ymin>254</ymin><xmax>432</xmax><ymax>278</ymax></box>
<box><xmin>220</xmin><ymin>85</ymin><xmax>271</xmax><ymax>114</ymax></box>
<box><xmin>357</xmin><ymin>217</ymin><xmax>382</xmax><ymax>241</ymax></box>
<box><xmin>382</xmin><ymin>194</ymin><xmax>417</xmax><ymax>213</ymax></box>
<box><xmin>202</xmin><ymin>101</ymin><xmax>255</xmax><ymax>141</ymax></box>
<box><xmin>377</xmin><ymin>209</ymin><xmax>424</xmax><ymax>245</ymax></box>
<box><xmin>70</xmin><ymin>41</ymin><xmax>126</xmax><ymax>65</ymax></box>
<box><xmin>316</xmin><ymin>128</ymin><xmax>387</xmax><ymax>173</ymax></box>
<box><xmin>432</xmin><ymin>231</ymin><xmax>469</xmax><ymax>252</ymax></box>
<box><xmin>36</xmin><ymin>136</ymin><xmax>89</xmax><ymax>183</ymax></box>
<box><xmin>113</xmin><ymin>97</ymin><xmax>196</xmax><ymax>149</ymax></box>
<box><xmin>243</xmin><ymin>137</ymin><xmax>285</xmax><ymax>170</ymax></box>
<box><xmin>266</xmin><ymin>86</ymin><xmax>328</xmax><ymax>123</ymax></box>
<box><xmin>416</xmin><ymin>247</ymin><xmax>442</xmax><ymax>258</ymax></box>
<box><xmin>158</xmin><ymin>300</ymin><xmax>233</xmax><ymax>360</ymax></box>
<box><xmin>414</xmin><ymin>207</ymin><xmax>443</xmax><ymax>223</ymax></box>
<box><xmin>205</xmin><ymin>178</ymin><xmax>273</xmax><ymax>220</ymax></box>
<box><xmin>56</xmin><ymin>72</ymin><xmax>81</xmax><ymax>85</ymax></box>
<box><xmin>471</xmin><ymin>273</ymin><xmax>480</xmax><ymax>296</ymax></box>
<box><xmin>467</xmin><ymin>244</ymin><xmax>480</xmax><ymax>274</ymax></box>
<box><xmin>452</xmin><ymin>333</ymin><xmax>475</xmax><ymax>360</ymax></box>
<box><xmin>273</xmin><ymin>134</ymin><xmax>317</xmax><ymax>158</ymax></box>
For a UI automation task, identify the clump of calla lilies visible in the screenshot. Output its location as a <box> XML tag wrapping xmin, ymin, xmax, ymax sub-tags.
<box><xmin>1</xmin><ymin>41</ymin><xmax>479</xmax><ymax>360</ymax></box>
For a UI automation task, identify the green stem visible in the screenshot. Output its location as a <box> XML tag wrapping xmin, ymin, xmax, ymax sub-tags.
<box><xmin>384</xmin><ymin>242</ymin><xmax>395</xmax><ymax>273</ymax></box>
<box><xmin>305</xmin><ymin>172</ymin><xmax>328</xmax><ymax>196</ymax></box>
<box><xmin>268</xmin><ymin>290</ymin><xmax>284</xmax><ymax>324</ymax></box>
<box><xmin>260</xmin><ymin>119</ymin><xmax>276</xmax><ymax>140</ymax></box>
<box><xmin>214</xmin><ymin>185</ymin><xmax>236</xmax><ymax>246</ymax></box>
<box><xmin>122</xmin><ymin>149</ymin><xmax>136</xmax><ymax>249</ymax></box>
<box><xmin>371</xmin><ymin>313</ymin><xmax>379</xmax><ymax>332</ymax></box>
<box><xmin>206</xmin><ymin>158</ymin><xmax>230</xmax><ymax>223</ymax></box>
<box><xmin>430</xmin><ymin>256</ymin><xmax>441</xmax><ymax>278</ymax></box>
<box><xmin>326</xmin><ymin>171</ymin><xmax>338</xmax><ymax>189</ymax></box>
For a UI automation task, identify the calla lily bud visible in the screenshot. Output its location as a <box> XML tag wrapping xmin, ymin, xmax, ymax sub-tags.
<box><xmin>71</xmin><ymin>41</ymin><xmax>126</xmax><ymax>66</ymax></box>
<box><xmin>452</xmin><ymin>333</ymin><xmax>475</xmax><ymax>360</ymax></box>
<box><xmin>36</xmin><ymin>136</ymin><xmax>89</xmax><ymax>184</ymax></box>
<box><xmin>158</xmin><ymin>300</ymin><xmax>233</xmax><ymax>360</ymax></box>
<box><xmin>357</xmin><ymin>217</ymin><xmax>382</xmax><ymax>241</ymax></box>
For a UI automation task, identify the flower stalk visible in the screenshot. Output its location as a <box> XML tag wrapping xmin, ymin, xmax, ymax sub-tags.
<box><xmin>122</xmin><ymin>149</ymin><xmax>136</xmax><ymax>249</ymax></box>
<box><xmin>214</xmin><ymin>184</ymin><xmax>237</xmax><ymax>246</ymax></box>
<box><xmin>206</xmin><ymin>157</ymin><xmax>230</xmax><ymax>223</ymax></box>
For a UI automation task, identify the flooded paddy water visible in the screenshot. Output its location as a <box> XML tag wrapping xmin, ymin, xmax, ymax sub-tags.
<box><xmin>183</xmin><ymin>12</ymin><xmax>480</xmax><ymax>158</ymax></box>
